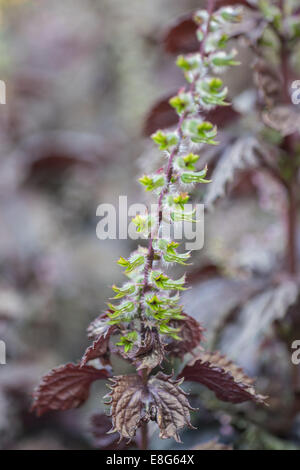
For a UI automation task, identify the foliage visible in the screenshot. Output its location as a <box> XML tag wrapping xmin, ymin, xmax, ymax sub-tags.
<box><xmin>32</xmin><ymin>1</ymin><xmax>265</xmax><ymax>449</ymax></box>
<box><xmin>148</xmin><ymin>0</ymin><xmax>300</xmax><ymax>450</ymax></box>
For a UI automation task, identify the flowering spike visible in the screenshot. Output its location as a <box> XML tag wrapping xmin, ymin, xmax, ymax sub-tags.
<box><xmin>32</xmin><ymin>2</ymin><xmax>265</xmax><ymax>448</ymax></box>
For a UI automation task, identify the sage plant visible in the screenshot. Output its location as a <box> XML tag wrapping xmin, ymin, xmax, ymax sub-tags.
<box><xmin>32</xmin><ymin>1</ymin><xmax>265</xmax><ymax>449</ymax></box>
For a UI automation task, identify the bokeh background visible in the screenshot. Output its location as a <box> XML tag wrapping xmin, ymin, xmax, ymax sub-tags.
<box><xmin>0</xmin><ymin>0</ymin><xmax>300</xmax><ymax>450</ymax></box>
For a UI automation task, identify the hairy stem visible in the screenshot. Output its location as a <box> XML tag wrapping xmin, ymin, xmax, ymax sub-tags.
<box><xmin>137</xmin><ymin>0</ymin><xmax>215</xmax><ymax>450</ymax></box>
<box><xmin>140</xmin><ymin>0</ymin><xmax>215</xmax><ymax>302</ymax></box>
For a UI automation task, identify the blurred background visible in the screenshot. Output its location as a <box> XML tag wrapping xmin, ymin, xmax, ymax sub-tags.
<box><xmin>0</xmin><ymin>0</ymin><xmax>300</xmax><ymax>450</ymax></box>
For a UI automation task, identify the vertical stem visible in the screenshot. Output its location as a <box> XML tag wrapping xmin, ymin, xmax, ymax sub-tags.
<box><xmin>138</xmin><ymin>0</ymin><xmax>216</xmax><ymax>450</ymax></box>
<box><xmin>279</xmin><ymin>1</ymin><xmax>298</xmax><ymax>275</ymax></box>
<box><xmin>286</xmin><ymin>183</ymin><xmax>297</xmax><ymax>275</ymax></box>
<box><xmin>140</xmin><ymin>0</ymin><xmax>216</xmax><ymax>297</ymax></box>
<box><xmin>201</xmin><ymin>0</ymin><xmax>215</xmax><ymax>57</ymax></box>
<box><xmin>140</xmin><ymin>368</ymin><xmax>149</xmax><ymax>450</ymax></box>
<box><xmin>140</xmin><ymin>423</ymin><xmax>148</xmax><ymax>451</ymax></box>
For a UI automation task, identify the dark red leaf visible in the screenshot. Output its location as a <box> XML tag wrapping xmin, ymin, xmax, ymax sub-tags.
<box><xmin>32</xmin><ymin>363</ymin><xmax>110</xmax><ymax>416</ymax></box>
<box><xmin>178</xmin><ymin>351</ymin><xmax>267</xmax><ymax>404</ymax></box>
<box><xmin>149</xmin><ymin>372</ymin><xmax>195</xmax><ymax>442</ymax></box>
<box><xmin>207</xmin><ymin>105</ymin><xmax>241</xmax><ymax>129</ymax></box>
<box><xmin>128</xmin><ymin>328</ymin><xmax>165</xmax><ymax>373</ymax></box>
<box><xmin>163</xmin><ymin>3</ymin><xmax>257</xmax><ymax>55</ymax></box>
<box><xmin>105</xmin><ymin>374</ymin><xmax>145</xmax><ymax>440</ymax></box>
<box><xmin>186</xmin><ymin>263</ymin><xmax>221</xmax><ymax>284</ymax></box>
<box><xmin>90</xmin><ymin>413</ymin><xmax>135</xmax><ymax>449</ymax></box>
<box><xmin>106</xmin><ymin>372</ymin><xmax>195</xmax><ymax>442</ymax></box>
<box><xmin>163</xmin><ymin>14</ymin><xmax>198</xmax><ymax>55</ymax></box>
<box><xmin>19</xmin><ymin>131</ymin><xmax>118</xmax><ymax>183</ymax></box>
<box><xmin>143</xmin><ymin>93</ymin><xmax>178</xmax><ymax>136</ymax></box>
<box><xmin>143</xmin><ymin>93</ymin><xmax>240</xmax><ymax>136</ymax></box>
<box><xmin>166</xmin><ymin>313</ymin><xmax>204</xmax><ymax>358</ymax></box>
<box><xmin>87</xmin><ymin>313</ymin><xmax>109</xmax><ymax>338</ymax></box>
<box><xmin>81</xmin><ymin>335</ymin><xmax>111</xmax><ymax>367</ymax></box>
<box><xmin>81</xmin><ymin>317</ymin><xmax>117</xmax><ymax>366</ymax></box>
